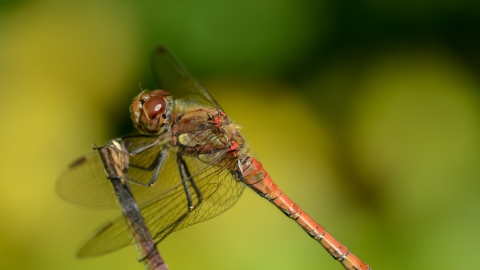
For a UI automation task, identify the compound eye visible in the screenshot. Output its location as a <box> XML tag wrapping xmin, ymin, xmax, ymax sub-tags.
<box><xmin>143</xmin><ymin>95</ymin><xmax>167</xmax><ymax>120</ymax></box>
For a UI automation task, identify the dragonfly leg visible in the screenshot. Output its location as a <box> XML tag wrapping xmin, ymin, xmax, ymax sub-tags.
<box><xmin>108</xmin><ymin>148</ymin><xmax>168</xmax><ymax>187</ymax></box>
<box><xmin>128</xmin><ymin>148</ymin><xmax>169</xmax><ymax>186</ymax></box>
<box><xmin>94</xmin><ymin>133</ymin><xmax>167</xmax><ymax>157</ymax></box>
<box><xmin>176</xmin><ymin>153</ymin><xmax>203</xmax><ymax>210</ymax></box>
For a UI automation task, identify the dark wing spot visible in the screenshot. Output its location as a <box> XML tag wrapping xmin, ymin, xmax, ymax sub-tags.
<box><xmin>69</xmin><ymin>156</ymin><xmax>88</xmax><ymax>169</ymax></box>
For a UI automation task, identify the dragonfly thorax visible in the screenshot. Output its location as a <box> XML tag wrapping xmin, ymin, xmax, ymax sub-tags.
<box><xmin>171</xmin><ymin>108</ymin><xmax>245</xmax><ymax>160</ymax></box>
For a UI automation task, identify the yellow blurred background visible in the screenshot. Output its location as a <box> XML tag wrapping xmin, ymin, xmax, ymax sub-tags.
<box><xmin>1</xmin><ymin>0</ymin><xmax>480</xmax><ymax>269</ymax></box>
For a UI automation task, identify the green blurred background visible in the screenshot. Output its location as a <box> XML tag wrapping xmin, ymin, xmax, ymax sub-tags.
<box><xmin>1</xmin><ymin>0</ymin><xmax>480</xmax><ymax>269</ymax></box>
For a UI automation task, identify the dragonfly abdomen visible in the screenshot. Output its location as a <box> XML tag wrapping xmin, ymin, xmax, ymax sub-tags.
<box><xmin>241</xmin><ymin>157</ymin><xmax>371</xmax><ymax>270</ymax></box>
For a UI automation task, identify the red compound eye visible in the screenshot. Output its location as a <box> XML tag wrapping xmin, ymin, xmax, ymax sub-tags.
<box><xmin>144</xmin><ymin>95</ymin><xmax>167</xmax><ymax>120</ymax></box>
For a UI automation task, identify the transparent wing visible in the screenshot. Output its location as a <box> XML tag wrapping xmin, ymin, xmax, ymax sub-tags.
<box><xmin>56</xmin><ymin>135</ymin><xmax>172</xmax><ymax>208</ymax></box>
<box><xmin>77</xmin><ymin>149</ymin><xmax>244</xmax><ymax>257</ymax></box>
<box><xmin>56</xmin><ymin>152</ymin><xmax>118</xmax><ymax>208</ymax></box>
<box><xmin>146</xmin><ymin>152</ymin><xmax>245</xmax><ymax>240</ymax></box>
<box><xmin>152</xmin><ymin>45</ymin><xmax>222</xmax><ymax>109</ymax></box>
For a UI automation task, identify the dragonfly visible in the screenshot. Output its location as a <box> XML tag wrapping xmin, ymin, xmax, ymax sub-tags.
<box><xmin>57</xmin><ymin>46</ymin><xmax>371</xmax><ymax>270</ymax></box>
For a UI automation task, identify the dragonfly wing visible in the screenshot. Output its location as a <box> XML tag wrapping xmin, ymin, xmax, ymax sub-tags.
<box><xmin>56</xmin><ymin>152</ymin><xmax>118</xmax><ymax>208</ymax></box>
<box><xmin>152</xmin><ymin>45</ymin><xmax>222</xmax><ymax>109</ymax></box>
<box><xmin>77</xmin><ymin>215</ymin><xmax>133</xmax><ymax>258</ymax></box>
<box><xmin>76</xmin><ymin>150</ymin><xmax>245</xmax><ymax>257</ymax></box>
<box><xmin>56</xmin><ymin>134</ymin><xmax>170</xmax><ymax>208</ymax></box>
<box><xmin>145</xmin><ymin>153</ymin><xmax>245</xmax><ymax>241</ymax></box>
<box><xmin>56</xmin><ymin>134</ymin><xmax>169</xmax><ymax>208</ymax></box>
<box><xmin>75</xmin><ymin>147</ymin><xmax>184</xmax><ymax>257</ymax></box>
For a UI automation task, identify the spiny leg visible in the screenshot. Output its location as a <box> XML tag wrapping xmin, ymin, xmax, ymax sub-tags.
<box><xmin>94</xmin><ymin>133</ymin><xmax>167</xmax><ymax>157</ymax></box>
<box><xmin>176</xmin><ymin>152</ymin><xmax>203</xmax><ymax>209</ymax></box>
<box><xmin>127</xmin><ymin>148</ymin><xmax>169</xmax><ymax>186</ymax></box>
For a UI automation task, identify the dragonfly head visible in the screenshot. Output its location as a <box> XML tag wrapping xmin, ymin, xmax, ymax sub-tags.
<box><xmin>130</xmin><ymin>89</ymin><xmax>173</xmax><ymax>134</ymax></box>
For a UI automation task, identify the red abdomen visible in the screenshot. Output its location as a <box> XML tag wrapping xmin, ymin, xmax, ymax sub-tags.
<box><xmin>241</xmin><ymin>157</ymin><xmax>371</xmax><ymax>270</ymax></box>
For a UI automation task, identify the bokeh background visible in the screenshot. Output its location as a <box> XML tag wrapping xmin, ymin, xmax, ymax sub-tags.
<box><xmin>1</xmin><ymin>0</ymin><xmax>480</xmax><ymax>269</ymax></box>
